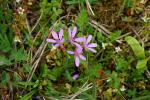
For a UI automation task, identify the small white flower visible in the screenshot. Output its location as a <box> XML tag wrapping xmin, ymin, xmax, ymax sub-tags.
<box><xmin>16</xmin><ymin>0</ymin><xmax>21</xmax><ymax>3</ymax></box>
<box><xmin>102</xmin><ymin>42</ymin><xmax>106</xmax><ymax>49</ymax></box>
<box><xmin>115</xmin><ymin>46</ymin><xmax>122</xmax><ymax>53</ymax></box>
<box><xmin>106</xmin><ymin>78</ymin><xmax>111</xmax><ymax>82</ymax></box>
<box><xmin>141</xmin><ymin>17</ymin><xmax>147</xmax><ymax>22</ymax></box>
<box><xmin>116</xmin><ymin>39</ymin><xmax>123</xmax><ymax>44</ymax></box>
<box><xmin>120</xmin><ymin>85</ymin><xmax>126</xmax><ymax>91</ymax></box>
<box><xmin>51</xmin><ymin>46</ymin><xmax>57</xmax><ymax>51</ymax></box>
<box><xmin>14</xmin><ymin>35</ymin><xmax>21</xmax><ymax>43</ymax></box>
<box><xmin>17</xmin><ymin>7</ymin><xmax>25</xmax><ymax>15</ymax></box>
<box><xmin>140</xmin><ymin>0</ymin><xmax>145</xmax><ymax>4</ymax></box>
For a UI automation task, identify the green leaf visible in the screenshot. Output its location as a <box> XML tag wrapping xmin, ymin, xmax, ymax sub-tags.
<box><xmin>15</xmin><ymin>82</ymin><xmax>35</xmax><ymax>86</ymax></box>
<box><xmin>136</xmin><ymin>59</ymin><xmax>147</xmax><ymax>71</ymax></box>
<box><xmin>125</xmin><ymin>36</ymin><xmax>145</xmax><ymax>59</ymax></box>
<box><xmin>20</xmin><ymin>90</ymin><xmax>37</xmax><ymax>100</ymax></box>
<box><xmin>13</xmin><ymin>72</ymin><xmax>21</xmax><ymax>82</ymax></box>
<box><xmin>64</xmin><ymin>70</ymin><xmax>72</xmax><ymax>81</ymax></box>
<box><xmin>87</xmin><ymin>63</ymin><xmax>102</xmax><ymax>78</ymax></box>
<box><xmin>123</xmin><ymin>0</ymin><xmax>134</xmax><ymax>8</ymax></box>
<box><xmin>40</xmin><ymin>64</ymin><xmax>48</xmax><ymax>78</ymax></box>
<box><xmin>116</xmin><ymin>56</ymin><xmax>128</xmax><ymax>71</ymax></box>
<box><xmin>0</xmin><ymin>56</ymin><xmax>12</xmax><ymax>66</ymax></box>
<box><xmin>22</xmin><ymin>64</ymin><xmax>31</xmax><ymax>73</ymax></box>
<box><xmin>110</xmin><ymin>71</ymin><xmax>120</xmax><ymax>88</ymax></box>
<box><xmin>0</xmin><ymin>9</ymin><xmax>4</xmax><ymax>21</ymax></box>
<box><xmin>1</xmin><ymin>71</ymin><xmax>10</xmax><ymax>84</ymax></box>
<box><xmin>109</xmin><ymin>30</ymin><xmax>121</xmax><ymax>42</ymax></box>
<box><xmin>66</xmin><ymin>0</ymin><xmax>79</xmax><ymax>5</ymax></box>
<box><xmin>0</xmin><ymin>24</ymin><xmax>12</xmax><ymax>52</ymax></box>
<box><xmin>132</xmin><ymin>95</ymin><xmax>150</xmax><ymax>100</ymax></box>
<box><xmin>10</xmin><ymin>49</ymin><xmax>27</xmax><ymax>62</ymax></box>
<box><xmin>97</xmin><ymin>32</ymin><xmax>105</xmax><ymax>43</ymax></box>
<box><xmin>76</xmin><ymin>9</ymin><xmax>88</xmax><ymax>31</ymax></box>
<box><xmin>51</xmin><ymin>67</ymin><xmax>63</xmax><ymax>79</ymax></box>
<box><xmin>33</xmin><ymin>80</ymin><xmax>40</xmax><ymax>88</ymax></box>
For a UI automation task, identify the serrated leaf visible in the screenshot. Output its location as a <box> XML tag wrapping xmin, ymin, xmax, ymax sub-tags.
<box><xmin>123</xmin><ymin>0</ymin><xmax>134</xmax><ymax>8</ymax></box>
<box><xmin>76</xmin><ymin>9</ymin><xmax>88</xmax><ymax>31</ymax></box>
<box><xmin>1</xmin><ymin>71</ymin><xmax>10</xmax><ymax>84</ymax></box>
<box><xmin>0</xmin><ymin>24</ymin><xmax>12</xmax><ymax>52</ymax></box>
<box><xmin>125</xmin><ymin>36</ymin><xmax>145</xmax><ymax>59</ymax></box>
<box><xmin>10</xmin><ymin>49</ymin><xmax>27</xmax><ymax>62</ymax></box>
<box><xmin>88</xmin><ymin>63</ymin><xmax>102</xmax><ymax>78</ymax></box>
<box><xmin>0</xmin><ymin>56</ymin><xmax>12</xmax><ymax>66</ymax></box>
<box><xmin>51</xmin><ymin>67</ymin><xmax>63</xmax><ymax>79</ymax></box>
<box><xmin>40</xmin><ymin>64</ymin><xmax>48</xmax><ymax>78</ymax></box>
<box><xmin>97</xmin><ymin>32</ymin><xmax>104</xmax><ymax>43</ymax></box>
<box><xmin>110</xmin><ymin>72</ymin><xmax>120</xmax><ymax>88</ymax></box>
<box><xmin>116</xmin><ymin>56</ymin><xmax>128</xmax><ymax>71</ymax></box>
<box><xmin>109</xmin><ymin>30</ymin><xmax>121</xmax><ymax>42</ymax></box>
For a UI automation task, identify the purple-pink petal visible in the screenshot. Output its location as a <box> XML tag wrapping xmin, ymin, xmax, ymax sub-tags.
<box><xmin>54</xmin><ymin>43</ymin><xmax>60</xmax><ymax>47</ymax></box>
<box><xmin>77</xmin><ymin>46</ymin><xmax>83</xmax><ymax>54</ymax></box>
<box><xmin>46</xmin><ymin>39</ymin><xmax>56</xmax><ymax>43</ymax></box>
<box><xmin>60</xmin><ymin>38</ymin><xmax>64</xmax><ymax>43</ymax></box>
<box><xmin>72</xmin><ymin>26</ymin><xmax>77</xmax><ymax>38</ymax></box>
<box><xmin>75</xmin><ymin>56</ymin><xmax>80</xmax><ymax>67</ymax></box>
<box><xmin>88</xmin><ymin>47</ymin><xmax>97</xmax><ymax>53</ymax></box>
<box><xmin>79</xmin><ymin>55</ymin><xmax>86</xmax><ymax>61</ymax></box>
<box><xmin>52</xmin><ymin>31</ymin><xmax>58</xmax><ymax>39</ymax></box>
<box><xmin>88</xmin><ymin>43</ymin><xmax>97</xmax><ymax>47</ymax></box>
<box><xmin>67</xmin><ymin>51</ymin><xmax>74</xmax><ymax>55</ymax></box>
<box><xmin>73</xmin><ymin>74</ymin><xmax>79</xmax><ymax>80</ymax></box>
<box><xmin>59</xmin><ymin>29</ymin><xmax>63</xmax><ymax>39</ymax></box>
<box><xmin>68</xmin><ymin>28</ymin><xmax>72</xmax><ymax>37</ymax></box>
<box><xmin>75</xmin><ymin>37</ymin><xmax>85</xmax><ymax>42</ymax></box>
<box><xmin>73</xmin><ymin>42</ymin><xmax>82</xmax><ymax>48</ymax></box>
<box><xmin>86</xmin><ymin>35</ymin><xmax>92</xmax><ymax>44</ymax></box>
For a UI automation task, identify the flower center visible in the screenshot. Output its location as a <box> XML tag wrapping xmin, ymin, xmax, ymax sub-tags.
<box><xmin>75</xmin><ymin>50</ymin><xmax>80</xmax><ymax>56</ymax></box>
<box><xmin>85</xmin><ymin>43</ymin><xmax>89</xmax><ymax>48</ymax></box>
<box><xmin>56</xmin><ymin>39</ymin><xmax>61</xmax><ymax>43</ymax></box>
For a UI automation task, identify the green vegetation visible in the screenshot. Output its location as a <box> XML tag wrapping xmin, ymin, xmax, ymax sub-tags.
<box><xmin>0</xmin><ymin>0</ymin><xmax>150</xmax><ymax>99</ymax></box>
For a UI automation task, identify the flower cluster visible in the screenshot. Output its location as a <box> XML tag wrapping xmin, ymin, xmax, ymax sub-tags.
<box><xmin>47</xmin><ymin>26</ymin><xmax>97</xmax><ymax>67</ymax></box>
<box><xmin>46</xmin><ymin>26</ymin><xmax>97</xmax><ymax>79</ymax></box>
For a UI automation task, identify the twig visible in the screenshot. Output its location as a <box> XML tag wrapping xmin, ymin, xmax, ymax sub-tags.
<box><xmin>31</xmin><ymin>16</ymin><xmax>67</xmax><ymax>63</ymax></box>
<box><xmin>117</xmin><ymin>32</ymin><xmax>131</xmax><ymax>40</ymax></box>
<box><xmin>89</xmin><ymin>19</ymin><xmax>111</xmax><ymax>35</ymax></box>
<box><xmin>27</xmin><ymin>15</ymin><xmax>69</xmax><ymax>82</ymax></box>
<box><xmin>25</xmin><ymin>17</ymin><xmax>31</xmax><ymax>34</ymax></box>
<box><xmin>89</xmin><ymin>19</ymin><xmax>132</xmax><ymax>40</ymax></box>
<box><xmin>29</xmin><ymin>11</ymin><xmax>43</xmax><ymax>36</ymax></box>
<box><xmin>118</xmin><ymin>91</ymin><xmax>127</xmax><ymax>100</ymax></box>
<box><xmin>27</xmin><ymin>42</ymin><xmax>48</xmax><ymax>81</ymax></box>
<box><xmin>31</xmin><ymin>40</ymin><xmax>46</xmax><ymax>64</ymax></box>
<box><xmin>88</xmin><ymin>22</ymin><xmax>108</xmax><ymax>36</ymax></box>
<box><xmin>86</xmin><ymin>0</ymin><xmax>95</xmax><ymax>16</ymax></box>
<box><xmin>70</xmin><ymin>83</ymin><xmax>93</xmax><ymax>100</ymax></box>
<box><xmin>62</xmin><ymin>81</ymin><xmax>93</xmax><ymax>100</ymax></box>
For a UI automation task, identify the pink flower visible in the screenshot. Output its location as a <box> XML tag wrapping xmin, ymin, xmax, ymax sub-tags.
<box><xmin>68</xmin><ymin>26</ymin><xmax>84</xmax><ymax>46</ymax></box>
<box><xmin>67</xmin><ymin>47</ymin><xmax>86</xmax><ymax>67</ymax></box>
<box><xmin>83</xmin><ymin>35</ymin><xmax>97</xmax><ymax>53</ymax></box>
<box><xmin>46</xmin><ymin>29</ymin><xmax>64</xmax><ymax>48</ymax></box>
<box><xmin>73</xmin><ymin>73</ymin><xmax>79</xmax><ymax>80</ymax></box>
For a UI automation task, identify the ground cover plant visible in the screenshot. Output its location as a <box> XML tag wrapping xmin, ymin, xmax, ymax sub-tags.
<box><xmin>0</xmin><ymin>0</ymin><xmax>150</xmax><ymax>100</ymax></box>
